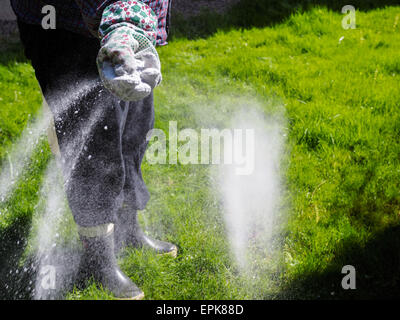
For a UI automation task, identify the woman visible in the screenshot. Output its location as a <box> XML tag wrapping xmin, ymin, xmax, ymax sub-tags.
<box><xmin>11</xmin><ymin>0</ymin><xmax>176</xmax><ymax>300</ymax></box>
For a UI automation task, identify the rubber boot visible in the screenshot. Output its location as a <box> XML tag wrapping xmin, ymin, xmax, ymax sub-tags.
<box><xmin>115</xmin><ymin>206</ymin><xmax>178</xmax><ymax>257</ymax></box>
<box><xmin>79</xmin><ymin>229</ymin><xmax>144</xmax><ymax>300</ymax></box>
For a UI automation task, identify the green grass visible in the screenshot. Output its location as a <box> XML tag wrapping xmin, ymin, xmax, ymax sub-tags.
<box><xmin>1</xmin><ymin>5</ymin><xmax>400</xmax><ymax>299</ymax></box>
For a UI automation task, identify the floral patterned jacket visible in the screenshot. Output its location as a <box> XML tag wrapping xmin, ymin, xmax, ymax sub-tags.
<box><xmin>10</xmin><ymin>0</ymin><xmax>172</xmax><ymax>46</ymax></box>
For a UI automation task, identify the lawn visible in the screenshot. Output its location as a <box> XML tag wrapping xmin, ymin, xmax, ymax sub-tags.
<box><xmin>1</xmin><ymin>3</ymin><xmax>400</xmax><ymax>299</ymax></box>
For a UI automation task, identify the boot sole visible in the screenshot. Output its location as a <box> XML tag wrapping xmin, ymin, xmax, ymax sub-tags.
<box><xmin>117</xmin><ymin>291</ymin><xmax>145</xmax><ymax>300</ymax></box>
<box><xmin>117</xmin><ymin>244</ymin><xmax>178</xmax><ymax>258</ymax></box>
<box><xmin>158</xmin><ymin>246</ymin><xmax>178</xmax><ymax>258</ymax></box>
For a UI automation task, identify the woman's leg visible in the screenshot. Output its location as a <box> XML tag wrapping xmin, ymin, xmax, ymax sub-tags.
<box><xmin>18</xmin><ymin>21</ymin><xmax>124</xmax><ymax>227</ymax></box>
<box><xmin>17</xmin><ymin>21</ymin><xmax>144</xmax><ymax>299</ymax></box>
<box><xmin>121</xmin><ymin>93</ymin><xmax>154</xmax><ymax>210</ymax></box>
<box><xmin>115</xmin><ymin>93</ymin><xmax>177</xmax><ymax>256</ymax></box>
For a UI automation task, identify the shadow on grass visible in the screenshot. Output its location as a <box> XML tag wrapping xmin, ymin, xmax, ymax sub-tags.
<box><xmin>277</xmin><ymin>224</ymin><xmax>400</xmax><ymax>299</ymax></box>
<box><xmin>170</xmin><ymin>0</ymin><xmax>400</xmax><ymax>40</ymax></box>
<box><xmin>0</xmin><ymin>216</ymin><xmax>34</xmax><ymax>299</ymax></box>
<box><xmin>0</xmin><ymin>40</ymin><xmax>27</xmax><ymax>66</ymax></box>
<box><xmin>0</xmin><ymin>216</ymin><xmax>84</xmax><ymax>300</ymax></box>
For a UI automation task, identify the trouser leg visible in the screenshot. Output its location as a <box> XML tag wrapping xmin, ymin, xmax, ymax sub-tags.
<box><xmin>115</xmin><ymin>99</ymin><xmax>178</xmax><ymax>256</ymax></box>
<box><xmin>17</xmin><ymin>21</ymin><xmax>153</xmax><ymax>227</ymax></box>
<box><xmin>121</xmin><ymin>93</ymin><xmax>154</xmax><ymax>210</ymax></box>
<box><xmin>55</xmin><ymin>84</ymin><xmax>127</xmax><ymax>227</ymax></box>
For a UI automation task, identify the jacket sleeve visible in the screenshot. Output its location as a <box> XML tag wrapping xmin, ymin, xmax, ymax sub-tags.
<box><xmin>74</xmin><ymin>0</ymin><xmax>157</xmax><ymax>43</ymax></box>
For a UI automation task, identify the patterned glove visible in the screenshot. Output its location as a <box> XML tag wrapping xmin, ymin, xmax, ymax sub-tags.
<box><xmin>97</xmin><ymin>1</ymin><xmax>162</xmax><ymax>102</ymax></box>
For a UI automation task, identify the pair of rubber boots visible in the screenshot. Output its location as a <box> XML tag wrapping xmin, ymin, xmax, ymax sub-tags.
<box><xmin>79</xmin><ymin>206</ymin><xmax>177</xmax><ymax>299</ymax></box>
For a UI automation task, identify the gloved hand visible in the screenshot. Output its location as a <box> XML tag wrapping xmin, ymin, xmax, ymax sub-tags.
<box><xmin>96</xmin><ymin>1</ymin><xmax>162</xmax><ymax>102</ymax></box>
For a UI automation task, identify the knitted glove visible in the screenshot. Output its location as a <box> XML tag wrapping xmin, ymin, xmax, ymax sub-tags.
<box><xmin>97</xmin><ymin>1</ymin><xmax>162</xmax><ymax>102</ymax></box>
